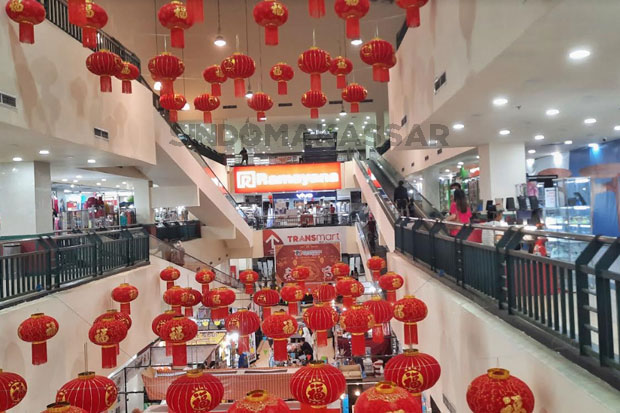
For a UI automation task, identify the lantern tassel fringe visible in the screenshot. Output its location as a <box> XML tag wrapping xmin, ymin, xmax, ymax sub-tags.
<box><xmin>211</xmin><ymin>83</ymin><xmax>222</xmax><ymax>97</ymax></box>
<box><xmin>31</xmin><ymin>342</ymin><xmax>47</xmax><ymax>365</ymax></box>
<box><xmin>18</xmin><ymin>22</ymin><xmax>35</xmax><ymax>44</ymax></box>
<box><xmin>278</xmin><ymin>81</ymin><xmax>287</xmax><ymax>95</ymax></box>
<box><xmin>265</xmin><ymin>27</ymin><xmax>279</xmax><ymax>46</ymax></box>
<box><xmin>406</xmin><ymin>7</ymin><xmax>421</xmax><ymax>28</ymax></box>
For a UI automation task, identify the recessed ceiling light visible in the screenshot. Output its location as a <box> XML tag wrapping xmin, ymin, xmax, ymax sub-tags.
<box><xmin>116</xmin><ymin>185</ymin><xmax>120</xmax><ymax>188</ymax></box>
<box><xmin>12</xmin><ymin>157</ymin><xmax>22</xmax><ymax>162</ymax></box>
<box><xmin>546</xmin><ymin>108</ymin><xmax>560</xmax><ymax>116</ymax></box>
<box><xmin>528</xmin><ymin>149</ymin><xmax>536</xmax><ymax>154</ymax></box>
<box><xmin>61</xmin><ymin>178</ymin><xmax>68</xmax><ymax>182</ymax></box>
<box><xmin>214</xmin><ymin>35</ymin><xmax>226</xmax><ymax>47</ymax></box>
<box><xmin>588</xmin><ymin>143</ymin><xmax>599</xmax><ymax>149</ymax></box>
<box><xmin>76</xmin><ymin>175</ymin><xmax>82</xmax><ymax>178</ymax></box>
<box><xmin>122</xmin><ymin>181</ymin><xmax>127</xmax><ymax>185</ymax></box>
<box><xmin>568</xmin><ymin>49</ymin><xmax>591</xmax><ymax>60</ymax></box>
<box><xmin>534</xmin><ymin>134</ymin><xmax>545</xmax><ymax>140</ymax></box>
<box><xmin>444</xmin><ymin>169</ymin><xmax>450</xmax><ymax>173</ymax></box>
<box><xmin>73</xmin><ymin>179</ymin><xmax>78</xmax><ymax>183</ymax></box>
<box><xmin>476</xmin><ymin>155</ymin><xmax>480</xmax><ymax>159</ymax></box>
<box><xmin>614</xmin><ymin>125</ymin><xmax>620</xmax><ymax>131</ymax></box>
<box><xmin>351</xmin><ymin>39</ymin><xmax>363</xmax><ymax>46</ymax></box>
<box><xmin>101</xmin><ymin>178</ymin><xmax>106</xmax><ymax>182</ymax></box>
<box><xmin>96</xmin><ymin>182</ymin><xmax>101</xmax><ymax>186</ymax></box>
<box><xmin>452</xmin><ymin>123</ymin><xmax>464</xmax><ymax>130</ymax></box>
<box><xmin>493</xmin><ymin>97</ymin><xmax>508</xmax><ymax>106</ymax></box>
<box><xmin>70</xmin><ymin>184</ymin><xmax>75</xmax><ymax>188</ymax></box>
<box><xmin>365</xmin><ymin>116</ymin><xmax>370</xmax><ymax>120</ymax></box>
<box><xmin>457</xmin><ymin>161</ymin><xmax>464</xmax><ymax>166</ymax></box>
<box><xmin>87</xmin><ymin>159</ymin><xmax>96</xmax><ymax>164</ymax></box>
<box><xmin>583</xmin><ymin>118</ymin><xmax>596</xmax><ymax>125</ymax></box>
<box><xmin>499</xmin><ymin>129</ymin><xmax>511</xmax><ymax>136</ymax></box>
<box><xmin>39</xmin><ymin>150</ymin><xmax>50</xmax><ymax>155</ymax></box>
<box><xmin>321</xmin><ymin>119</ymin><xmax>325</xmax><ymax>122</ymax></box>
<box><xmin>334</xmin><ymin>127</ymin><xmax>338</xmax><ymax>131</ymax></box>
<box><xmin>154</xmin><ymin>81</ymin><xmax>162</xmax><ymax>91</ymax></box>
<box><xmin>564</xmin><ymin>140</ymin><xmax>573</xmax><ymax>145</ymax></box>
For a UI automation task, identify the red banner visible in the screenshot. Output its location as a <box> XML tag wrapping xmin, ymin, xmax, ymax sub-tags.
<box><xmin>275</xmin><ymin>243</ymin><xmax>341</xmax><ymax>286</ymax></box>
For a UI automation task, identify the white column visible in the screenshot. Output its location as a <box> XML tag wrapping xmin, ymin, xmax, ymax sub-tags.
<box><xmin>0</xmin><ymin>161</ymin><xmax>52</xmax><ymax>236</ymax></box>
<box><xmin>422</xmin><ymin>166</ymin><xmax>441</xmax><ymax>208</ymax></box>
<box><xmin>133</xmin><ymin>179</ymin><xmax>153</xmax><ymax>224</ymax></box>
<box><xmin>478</xmin><ymin>142</ymin><xmax>527</xmax><ymax>204</ymax></box>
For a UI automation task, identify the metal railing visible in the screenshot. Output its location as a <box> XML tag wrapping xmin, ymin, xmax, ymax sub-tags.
<box><xmin>353</xmin><ymin>151</ymin><xmax>400</xmax><ymax>226</ymax></box>
<box><xmin>253</xmin><ymin>213</ymin><xmax>353</xmax><ymax>229</ymax></box>
<box><xmin>0</xmin><ymin>228</ymin><xmax>149</xmax><ymax>307</ymax></box>
<box><xmin>395</xmin><ymin>217</ymin><xmax>620</xmax><ymax>386</ymax></box>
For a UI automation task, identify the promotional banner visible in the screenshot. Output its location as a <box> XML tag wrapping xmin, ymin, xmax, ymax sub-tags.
<box><xmin>234</xmin><ymin>162</ymin><xmax>342</xmax><ymax>193</ymax></box>
<box><xmin>274</xmin><ymin>243</ymin><xmax>341</xmax><ymax>284</ymax></box>
<box><xmin>263</xmin><ymin>227</ymin><xmax>348</xmax><ymax>256</ymax></box>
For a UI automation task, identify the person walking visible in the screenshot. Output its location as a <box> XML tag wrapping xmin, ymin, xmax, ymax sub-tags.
<box><xmin>394</xmin><ymin>180</ymin><xmax>409</xmax><ymax>217</ymax></box>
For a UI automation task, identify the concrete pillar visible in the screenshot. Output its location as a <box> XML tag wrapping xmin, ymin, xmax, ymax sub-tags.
<box><xmin>0</xmin><ymin>161</ymin><xmax>52</xmax><ymax>236</ymax></box>
<box><xmin>133</xmin><ymin>179</ymin><xmax>153</xmax><ymax>224</ymax></box>
<box><xmin>422</xmin><ymin>166</ymin><xmax>441</xmax><ymax>208</ymax></box>
<box><xmin>478</xmin><ymin>142</ymin><xmax>527</xmax><ymax>204</ymax></box>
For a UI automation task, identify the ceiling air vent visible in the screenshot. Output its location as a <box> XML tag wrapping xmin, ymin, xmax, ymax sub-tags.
<box><xmin>94</xmin><ymin>127</ymin><xmax>109</xmax><ymax>140</ymax></box>
<box><xmin>278</xmin><ymin>103</ymin><xmax>292</xmax><ymax>107</ymax></box>
<box><xmin>0</xmin><ymin>92</ymin><xmax>17</xmax><ymax>108</ymax></box>
<box><xmin>222</xmin><ymin>105</ymin><xmax>237</xmax><ymax>109</ymax></box>
<box><xmin>437</xmin><ymin>148</ymin><xmax>443</xmax><ymax>155</ymax></box>
<box><xmin>434</xmin><ymin>71</ymin><xmax>447</xmax><ymax>94</ymax></box>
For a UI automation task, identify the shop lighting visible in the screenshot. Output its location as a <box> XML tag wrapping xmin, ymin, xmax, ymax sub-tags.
<box><xmin>499</xmin><ymin>129</ymin><xmax>511</xmax><ymax>136</ymax></box>
<box><xmin>452</xmin><ymin>123</ymin><xmax>464</xmax><ymax>130</ymax></box>
<box><xmin>101</xmin><ymin>178</ymin><xmax>106</xmax><ymax>182</ymax></box>
<box><xmin>583</xmin><ymin>118</ymin><xmax>596</xmax><ymax>125</ymax></box>
<box><xmin>214</xmin><ymin>35</ymin><xmax>226</xmax><ymax>47</ymax></box>
<box><xmin>444</xmin><ymin>169</ymin><xmax>450</xmax><ymax>173</ymax></box>
<box><xmin>588</xmin><ymin>143</ymin><xmax>599</xmax><ymax>150</ymax></box>
<box><xmin>122</xmin><ymin>181</ymin><xmax>127</xmax><ymax>184</ymax></box>
<box><xmin>492</xmin><ymin>97</ymin><xmax>508</xmax><ymax>106</ymax></box>
<box><xmin>564</xmin><ymin>140</ymin><xmax>573</xmax><ymax>145</ymax></box>
<box><xmin>546</xmin><ymin>108</ymin><xmax>559</xmax><ymax>116</ymax></box>
<box><xmin>568</xmin><ymin>49</ymin><xmax>591</xmax><ymax>60</ymax></box>
<box><xmin>528</xmin><ymin>149</ymin><xmax>536</xmax><ymax>154</ymax></box>
<box><xmin>87</xmin><ymin>159</ymin><xmax>96</xmax><ymax>164</ymax></box>
<box><xmin>39</xmin><ymin>150</ymin><xmax>50</xmax><ymax>155</ymax></box>
<box><xmin>61</xmin><ymin>178</ymin><xmax>68</xmax><ymax>182</ymax></box>
<box><xmin>96</xmin><ymin>182</ymin><xmax>101</xmax><ymax>186</ymax></box>
<box><xmin>12</xmin><ymin>157</ymin><xmax>22</xmax><ymax>162</ymax></box>
<box><xmin>366</xmin><ymin>116</ymin><xmax>370</xmax><ymax>120</ymax></box>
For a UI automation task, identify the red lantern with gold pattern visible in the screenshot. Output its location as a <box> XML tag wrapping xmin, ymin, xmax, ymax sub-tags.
<box><xmin>393</xmin><ymin>295</ymin><xmax>427</xmax><ymax>346</ymax></box>
<box><xmin>291</xmin><ymin>265</ymin><xmax>311</xmax><ymax>291</ymax></box>
<box><xmin>111</xmin><ymin>283</ymin><xmax>138</xmax><ymax>315</ymax></box>
<box><xmin>203</xmin><ymin>64</ymin><xmax>227</xmax><ymax>97</ymax></box>
<box><xmin>166</xmin><ymin>369</ymin><xmax>224</xmax><ymax>413</ymax></box>
<box><xmin>86</xmin><ymin>50</ymin><xmax>123</xmax><ymax>93</ymax></box>
<box><xmin>334</xmin><ymin>0</ymin><xmax>369</xmax><ymax>40</ymax></box>
<box><xmin>384</xmin><ymin>349</ymin><xmax>441</xmax><ymax>396</ymax></box>
<box><xmin>159</xmin><ymin>316</ymin><xmax>198</xmax><ymax>367</ymax></box>
<box><xmin>280</xmin><ymin>283</ymin><xmax>304</xmax><ymax>315</ymax></box>
<box><xmin>194</xmin><ymin>94</ymin><xmax>220</xmax><ymax>124</ymax></box>
<box><xmin>95</xmin><ymin>309</ymin><xmax>131</xmax><ymax>356</ymax></box>
<box><xmin>253</xmin><ymin>0</ymin><xmax>288</xmax><ymax>46</ymax></box>
<box><xmin>239</xmin><ymin>270</ymin><xmax>260</xmax><ymax>294</ymax></box>
<box><xmin>67</xmin><ymin>0</ymin><xmax>86</xmax><ymax>26</ymax></box>
<box><xmin>340</xmin><ymin>305</ymin><xmax>374</xmax><ymax>356</ymax></box>
<box><xmin>229</xmin><ymin>390</ymin><xmax>289</xmax><ymax>413</ymax></box>
<box><xmin>57</xmin><ymin>371</ymin><xmax>117</xmax><ymax>413</ymax></box>
<box><xmin>183</xmin><ymin>288</ymin><xmax>202</xmax><ymax>318</ymax></box>
<box><xmin>298</xmin><ymin>47</ymin><xmax>331</xmax><ymax>92</ymax></box>
<box><xmin>203</xmin><ymin>287</ymin><xmax>237</xmax><ymax>319</ymax></box>
<box><xmin>149</xmin><ymin>52</ymin><xmax>185</xmax><ymax>96</ymax></box>
<box><xmin>88</xmin><ymin>315</ymin><xmax>128</xmax><ymax>369</ymax></box>
<box><xmin>152</xmin><ymin>310</ymin><xmax>176</xmax><ymax>356</ymax></box>
<box><xmin>303</xmin><ymin>303</ymin><xmax>338</xmax><ymax>347</ymax></box>
<box><xmin>311</xmin><ymin>283</ymin><xmax>336</xmax><ymax>303</ymax></box>
<box><xmin>115</xmin><ymin>61</ymin><xmax>140</xmax><ymax>94</ymax></box>
<box><xmin>158</xmin><ymin>0</ymin><xmax>192</xmax><ymax>49</ymax></box>
<box><xmin>367</xmin><ymin>256</ymin><xmax>386</xmax><ymax>280</ymax></box>
<box><xmin>17</xmin><ymin>313</ymin><xmax>58</xmax><ymax>365</ymax></box>
<box><xmin>378</xmin><ymin>271</ymin><xmax>403</xmax><ymax>302</ymax></box>
<box><xmin>5</xmin><ymin>0</ymin><xmax>45</xmax><ymax>44</ymax></box>
<box><xmin>270</xmin><ymin>62</ymin><xmax>294</xmax><ymax>95</ymax></box>
<box><xmin>160</xmin><ymin>265</ymin><xmax>181</xmax><ymax>289</ymax></box>
<box><xmin>225</xmin><ymin>309</ymin><xmax>261</xmax><ymax>353</ymax></box>
<box><xmin>396</xmin><ymin>0</ymin><xmax>429</xmax><ymax>28</ymax></box>
<box><xmin>0</xmin><ymin>369</ymin><xmax>26</xmax><ymax>412</ymax></box>
<box><xmin>247</xmin><ymin>92</ymin><xmax>274</xmax><ymax>122</ymax></box>
<box><xmin>221</xmin><ymin>53</ymin><xmax>256</xmax><ymax>97</ymax></box>
<box><xmin>195</xmin><ymin>268</ymin><xmax>216</xmax><ymax>296</ymax></box>
<box><xmin>331</xmin><ymin>262</ymin><xmax>350</xmax><ymax>280</ymax></box>
<box><xmin>42</xmin><ymin>402</ymin><xmax>88</xmax><ymax>413</ymax></box>
<box><xmin>342</xmin><ymin>82</ymin><xmax>367</xmax><ymax>113</ymax></box>
<box><xmin>79</xmin><ymin>0</ymin><xmax>107</xmax><ymax>49</ymax></box>
<box><xmin>308</xmin><ymin>0</ymin><xmax>325</xmax><ymax>18</ymax></box>
<box><xmin>262</xmin><ymin>310</ymin><xmax>298</xmax><ymax>361</ymax></box>
<box><xmin>159</xmin><ymin>93</ymin><xmax>186</xmax><ymax>123</ymax></box>
<box><xmin>164</xmin><ymin>285</ymin><xmax>192</xmax><ymax>315</ymax></box>
<box><xmin>360</xmin><ymin>38</ymin><xmax>395</xmax><ymax>82</ymax></box>
<box><xmin>362</xmin><ymin>296</ymin><xmax>392</xmax><ymax>343</ymax></box>
<box><xmin>356</xmin><ymin>381</ymin><xmax>422</xmax><ymax>413</ymax></box>
<box><xmin>301</xmin><ymin>90</ymin><xmax>327</xmax><ymax>119</ymax></box>
<box><xmin>336</xmin><ymin>276</ymin><xmax>364</xmax><ymax>308</ymax></box>
<box><xmin>253</xmin><ymin>288</ymin><xmax>280</xmax><ymax>318</ymax></box>
<box><xmin>329</xmin><ymin>56</ymin><xmax>353</xmax><ymax>89</ymax></box>
<box><xmin>289</xmin><ymin>361</ymin><xmax>346</xmax><ymax>413</ymax></box>
<box><xmin>466</xmin><ymin>368</ymin><xmax>535</xmax><ymax>413</ymax></box>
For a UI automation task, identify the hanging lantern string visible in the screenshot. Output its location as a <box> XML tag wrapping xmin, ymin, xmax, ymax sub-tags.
<box><xmin>258</xmin><ymin>23</ymin><xmax>263</xmax><ymax>91</ymax></box>
<box><xmin>244</xmin><ymin>0</ymin><xmax>250</xmax><ymax>55</ymax></box>
<box><xmin>216</xmin><ymin>0</ymin><xmax>223</xmax><ymax>35</ymax></box>
<box><xmin>312</xmin><ymin>28</ymin><xmax>316</xmax><ymax>47</ymax></box>
<box><xmin>236</xmin><ymin>34</ymin><xmax>240</xmax><ymax>53</ymax></box>
<box><xmin>153</xmin><ymin>0</ymin><xmax>159</xmax><ymax>53</ymax></box>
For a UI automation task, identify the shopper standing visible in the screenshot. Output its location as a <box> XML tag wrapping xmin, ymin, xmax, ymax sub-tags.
<box><xmin>447</xmin><ymin>189</ymin><xmax>472</xmax><ymax>235</ymax></box>
<box><xmin>240</xmin><ymin>147</ymin><xmax>249</xmax><ymax>165</ymax></box>
<box><xmin>394</xmin><ymin>181</ymin><xmax>409</xmax><ymax>217</ymax></box>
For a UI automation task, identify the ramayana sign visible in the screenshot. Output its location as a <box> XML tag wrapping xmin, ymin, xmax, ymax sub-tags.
<box><xmin>233</xmin><ymin>162</ymin><xmax>342</xmax><ymax>193</ymax></box>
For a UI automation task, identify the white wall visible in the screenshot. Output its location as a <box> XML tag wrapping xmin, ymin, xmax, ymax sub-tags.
<box><xmin>384</xmin><ymin>146</ymin><xmax>474</xmax><ymax>181</ymax></box>
<box><xmin>478</xmin><ymin>142</ymin><xmax>526</xmax><ymax>202</ymax></box>
<box><xmin>386</xmin><ymin>253</ymin><xmax>620</xmax><ymax>413</ymax></box>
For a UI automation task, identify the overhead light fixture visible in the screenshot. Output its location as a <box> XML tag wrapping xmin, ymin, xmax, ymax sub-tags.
<box><xmin>335</xmin><ymin>118</ymin><xmax>340</xmax><ymax>122</ymax></box>
<box><xmin>321</xmin><ymin>119</ymin><xmax>325</xmax><ymax>122</ymax></box>
<box><xmin>154</xmin><ymin>81</ymin><xmax>162</xmax><ymax>91</ymax></box>
<box><xmin>351</xmin><ymin>38</ymin><xmax>363</xmax><ymax>46</ymax></box>
<box><xmin>64</xmin><ymin>189</ymin><xmax>71</xmax><ymax>193</ymax></box>
<box><xmin>534</xmin><ymin>134</ymin><xmax>545</xmax><ymax>140</ymax></box>
<box><xmin>583</xmin><ymin>118</ymin><xmax>596</xmax><ymax>125</ymax></box>
<box><xmin>101</xmin><ymin>178</ymin><xmax>106</xmax><ymax>182</ymax></box>
<box><xmin>76</xmin><ymin>175</ymin><xmax>82</xmax><ymax>178</ymax></box>
<box><xmin>528</xmin><ymin>149</ymin><xmax>536</xmax><ymax>154</ymax></box>
<box><xmin>349</xmin><ymin>122</ymin><xmax>354</xmax><ymax>125</ymax></box>
<box><xmin>245</xmin><ymin>89</ymin><xmax>254</xmax><ymax>99</ymax></box>
<box><xmin>73</xmin><ymin>179</ymin><xmax>78</xmax><ymax>183</ymax></box>
<box><xmin>444</xmin><ymin>169</ymin><xmax>450</xmax><ymax>173</ymax></box>
<box><xmin>614</xmin><ymin>125</ymin><xmax>620</xmax><ymax>131</ymax></box>
<box><xmin>366</xmin><ymin>116</ymin><xmax>370</xmax><ymax>120</ymax></box>
<box><xmin>70</xmin><ymin>184</ymin><xmax>75</xmax><ymax>188</ymax></box>
<box><xmin>499</xmin><ymin>129</ymin><xmax>511</xmax><ymax>136</ymax></box>
<box><xmin>493</xmin><ymin>97</ymin><xmax>508</xmax><ymax>106</ymax></box>
<box><xmin>452</xmin><ymin>123</ymin><xmax>464</xmax><ymax>130</ymax></box>
<box><xmin>214</xmin><ymin>35</ymin><xmax>226</xmax><ymax>47</ymax></box>
<box><xmin>546</xmin><ymin>108</ymin><xmax>560</xmax><ymax>116</ymax></box>
<box><xmin>568</xmin><ymin>49</ymin><xmax>591</xmax><ymax>60</ymax></box>
<box><xmin>39</xmin><ymin>150</ymin><xmax>50</xmax><ymax>155</ymax></box>
<box><xmin>116</xmin><ymin>185</ymin><xmax>120</xmax><ymax>188</ymax></box>
<box><xmin>122</xmin><ymin>181</ymin><xmax>127</xmax><ymax>185</ymax></box>
<box><xmin>588</xmin><ymin>143</ymin><xmax>599</xmax><ymax>150</ymax></box>
<box><xmin>564</xmin><ymin>140</ymin><xmax>573</xmax><ymax>145</ymax></box>
<box><xmin>340</xmin><ymin>109</ymin><xmax>347</xmax><ymax>116</ymax></box>
<box><xmin>96</xmin><ymin>182</ymin><xmax>101</xmax><ymax>186</ymax></box>
<box><xmin>457</xmin><ymin>161</ymin><xmax>464</xmax><ymax>166</ymax></box>
<box><xmin>182</xmin><ymin>103</ymin><xmax>190</xmax><ymax>111</ymax></box>
<box><xmin>87</xmin><ymin>159</ymin><xmax>96</xmax><ymax>164</ymax></box>
<box><xmin>61</xmin><ymin>178</ymin><xmax>68</xmax><ymax>182</ymax></box>
<box><xmin>12</xmin><ymin>156</ymin><xmax>23</xmax><ymax>162</ymax></box>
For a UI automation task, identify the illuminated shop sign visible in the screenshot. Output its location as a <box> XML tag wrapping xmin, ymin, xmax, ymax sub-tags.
<box><xmin>233</xmin><ymin>163</ymin><xmax>342</xmax><ymax>193</ymax></box>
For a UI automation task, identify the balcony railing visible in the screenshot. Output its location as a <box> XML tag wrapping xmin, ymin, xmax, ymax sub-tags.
<box><xmin>252</xmin><ymin>213</ymin><xmax>353</xmax><ymax>229</ymax></box>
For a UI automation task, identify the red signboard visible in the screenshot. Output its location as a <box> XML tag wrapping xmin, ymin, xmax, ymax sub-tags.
<box><xmin>233</xmin><ymin>162</ymin><xmax>342</xmax><ymax>193</ymax></box>
<box><xmin>274</xmin><ymin>243</ymin><xmax>341</xmax><ymax>286</ymax></box>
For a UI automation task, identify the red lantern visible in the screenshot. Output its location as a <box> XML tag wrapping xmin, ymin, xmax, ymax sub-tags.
<box><xmin>152</xmin><ymin>310</ymin><xmax>176</xmax><ymax>356</ymax></box>
<box><xmin>253</xmin><ymin>0</ymin><xmax>288</xmax><ymax>46</ymax></box>
<box><xmin>280</xmin><ymin>283</ymin><xmax>304</xmax><ymax>315</ymax></box>
<box><xmin>166</xmin><ymin>369</ymin><xmax>224</xmax><ymax>413</ymax></box>
<box><xmin>311</xmin><ymin>283</ymin><xmax>336</xmax><ymax>303</ymax></box>
<box><xmin>229</xmin><ymin>390</ymin><xmax>289</xmax><ymax>413</ymax></box>
<box><xmin>56</xmin><ymin>372</ymin><xmax>117</xmax><ymax>413</ymax></box>
<box><xmin>0</xmin><ymin>369</ymin><xmax>27</xmax><ymax>411</ymax></box>
<box><xmin>183</xmin><ymin>288</ymin><xmax>202</xmax><ymax>318</ymax></box>
<box><xmin>379</xmin><ymin>271</ymin><xmax>404</xmax><ymax>302</ymax></box>
<box><xmin>194</xmin><ymin>94</ymin><xmax>220</xmax><ymax>124</ymax></box>
<box><xmin>203</xmin><ymin>64</ymin><xmax>227</xmax><ymax>97</ymax></box>
<box><xmin>239</xmin><ymin>270</ymin><xmax>259</xmax><ymax>294</ymax></box>
<box><xmin>308</xmin><ymin>0</ymin><xmax>325</xmax><ymax>18</ymax></box>
<box><xmin>79</xmin><ymin>0</ymin><xmax>107</xmax><ymax>49</ymax></box>
<box><xmin>158</xmin><ymin>0</ymin><xmax>192</xmax><ymax>49</ymax></box>
<box><xmin>148</xmin><ymin>52</ymin><xmax>185</xmax><ymax>96</ymax></box>
<box><xmin>342</xmin><ymin>82</ymin><xmax>367</xmax><ymax>113</ymax></box>
<box><xmin>298</xmin><ymin>47</ymin><xmax>331</xmax><ymax>92</ymax></box>
<box><xmin>86</xmin><ymin>50</ymin><xmax>123</xmax><ymax>93</ymax></box>
<box><xmin>467</xmin><ymin>368</ymin><xmax>535</xmax><ymax>413</ymax></box>
<box><xmin>340</xmin><ymin>305</ymin><xmax>374</xmax><ymax>356</ymax></box>
<box><xmin>203</xmin><ymin>287</ymin><xmax>237</xmax><ymax>319</ymax></box>
<box><xmin>111</xmin><ymin>283</ymin><xmax>138</xmax><ymax>315</ymax></box>
<box><xmin>289</xmin><ymin>361</ymin><xmax>346</xmax><ymax>413</ymax></box>
<box><xmin>360</xmin><ymin>38</ymin><xmax>395</xmax><ymax>82</ymax></box>
<box><xmin>334</xmin><ymin>0</ymin><xmax>369</xmax><ymax>40</ymax></box>
<box><xmin>262</xmin><ymin>310</ymin><xmax>298</xmax><ymax>361</ymax></box>
<box><xmin>291</xmin><ymin>265</ymin><xmax>311</xmax><ymax>291</ymax></box>
<box><xmin>253</xmin><ymin>288</ymin><xmax>280</xmax><ymax>318</ymax></box>
<box><xmin>301</xmin><ymin>90</ymin><xmax>327</xmax><ymax>119</ymax></box>
<box><xmin>88</xmin><ymin>315</ymin><xmax>128</xmax><ymax>369</ymax></box>
<box><xmin>225</xmin><ymin>309</ymin><xmax>261</xmax><ymax>353</ymax></box>
<box><xmin>303</xmin><ymin>303</ymin><xmax>338</xmax><ymax>347</ymax></box>
<box><xmin>186</xmin><ymin>0</ymin><xmax>203</xmax><ymax>23</ymax></box>
<box><xmin>393</xmin><ymin>295</ymin><xmax>427</xmax><ymax>346</ymax></box>
<box><xmin>221</xmin><ymin>53</ymin><xmax>256</xmax><ymax>98</ymax></box>
<box><xmin>367</xmin><ymin>256</ymin><xmax>386</xmax><ymax>280</ymax></box>
<box><xmin>329</xmin><ymin>57</ymin><xmax>353</xmax><ymax>89</ymax></box>
<box><xmin>95</xmin><ymin>309</ymin><xmax>131</xmax><ymax>356</ymax></box>
<box><xmin>67</xmin><ymin>0</ymin><xmax>86</xmax><ymax>26</ymax></box>
<box><xmin>362</xmin><ymin>296</ymin><xmax>392</xmax><ymax>343</ymax></box>
<box><xmin>42</xmin><ymin>402</ymin><xmax>88</xmax><ymax>413</ymax></box>
<box><xmin>115</xmin><ymin>61</ymin><xmax>139</xmax><ymax>94</ymax></box>
<box><xmin>159</xmin><ymin>316</ymin><xmax>198</xmax><ymax>367</ymax></box>
<box><xmin>195</xmin><ymin>268</ymin><xmax>216</xmax><ymax>296</ymax></box>
<box><xmin>17</xmin><ymin>313</ymin><xmax>58</xmax><ymax>365</ymax></box>
<box><xmin>396</xmin><ymin>0</ymin><xmax>429</xmax><ymax>28</ymax></box>
<box><xmin>5</xmin><ymin>0</ymin><xmax>45</xmax><ymax>44</ymax></box>
<box><xmin>159</xmin><ymin>93</ymin><xmax>187</xmax><ymax>122</ymax></box>
<box><xmin>247</xmin><ymin>92</ymin><xmax>274</xmax><ymax>122</ymax></box>
<box><xmin>384</xmin><ymin>349</ymin><xmax>440</xmax><ymax>395</ymax></box>
<box><xmin>336</xmin><ymin>276</ymin><xmax>364</xmax><ymax>308</ymax></box>
<box><xmin>270</xmin><ymin>62</ymin><xmax>294</xmax><ymax>95</ymax></box>
<box><xmin>160</xmin><ymin>265</ymin><xmax>181</xmax><ymax>289</ymax></box>
<box><xmin>356</xmin><ymin>382</ymin><xmax>422</xmax><ymax>413</ymax></box>
<box><xmin>164</xmin><ymin>285</ymin><xmax>192</xmax><ymax>315</ymax></box>
<box><xmin>331</xmin><ymin>262</ymin><xmax>350</xmax><ymax>280</ymax></box>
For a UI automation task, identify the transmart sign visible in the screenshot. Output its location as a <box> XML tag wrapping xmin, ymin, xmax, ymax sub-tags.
<box><xmin>233</xmin><ymin>162</ymin><xmax>342</xmax><ymax>193</ymax></box>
